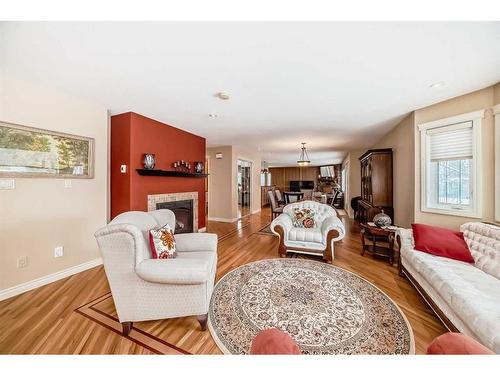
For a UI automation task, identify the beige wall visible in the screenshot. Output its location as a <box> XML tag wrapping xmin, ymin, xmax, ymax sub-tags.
<box><xmin>372</xmin><ymin>113</ymin><xmax>415</xmax><ymax>227</ymax></box>
<box><xmin>414</xmin><ymin>86</ymin><xmax>497</xmax><ymax>229</ymax></box>
<box><xmin>206</xmin><ymin>146</ymin><xmax>233</xmax><ymax>221</ymax></box>
<box><xmin>494</xmin><ymin>82</ymin><xmax>500</xmax><ymax>105</ymax></box>
<box><xmin>233</xmin><ymin>145</ymin><xmax>262</xmax><ymax>217</ymax></box>
<box><xmin>0</xmin><ymin>73</ymin><xmax>108</xmax><ymax>291</ymax></box>
<box><xmin>207</xmin><ymin>145</ymin><xmax>262</xmax><ymax>222</ymax></box>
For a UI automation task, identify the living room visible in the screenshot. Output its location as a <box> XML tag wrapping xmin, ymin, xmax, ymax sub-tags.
<box><xmin>1</xmin><ymin>2</ymin><xmax>500</xmax><ymax>373</ymax></box>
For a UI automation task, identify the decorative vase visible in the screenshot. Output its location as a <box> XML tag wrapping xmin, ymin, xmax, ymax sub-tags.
<box><xmin>195</xmin><ymin>161</ymin><xmax>204</xmax><ymax>173</ymax></box>
<box><xmin>373</xmin><ymin>209</ymin><xmax>391</xmax><ymax>228</ymax></box>
<box><xmin>143</xmin><ymin>153</ymin><xmax>156</xmax><ymax>170</ymax></box>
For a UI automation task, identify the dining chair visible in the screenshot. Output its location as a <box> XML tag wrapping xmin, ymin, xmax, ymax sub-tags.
<box><xmin>275</xmin><ymin>189</ymin><xmax>285</xmax><ymax>205</ymax></box>
<box><xmin>300</xmin><ymin>189</ymin><xmax>313</xmax><ymax>201</ymax></box>
<box><xmin>329</xmin><ymin>190</ymin><xmax>340</xmax><ymax>207</ymax></box>
<box><xmin>268</xmin><ymin>190</ymin><xmax>283</xmax><ymax>219</ymax></box>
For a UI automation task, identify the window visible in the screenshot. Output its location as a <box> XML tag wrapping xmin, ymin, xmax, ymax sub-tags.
<box><xmin>419</xmin><ymin>110</ymin><xmax>483</xmax><ymax>218</ymax></box>
<box><xmin>320</xmin><ymin>165</ymin><xmax>335</xmax><ymax>178</ymax></box>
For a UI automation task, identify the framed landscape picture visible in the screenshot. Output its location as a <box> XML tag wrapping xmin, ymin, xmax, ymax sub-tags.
<box><xmin>0</xmin><ymin>121</ymin><xmax>94</xmax><ymax>178</ymax></box>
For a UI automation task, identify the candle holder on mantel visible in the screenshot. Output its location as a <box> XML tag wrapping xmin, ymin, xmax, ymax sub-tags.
<box><xmin>173</xmin><ymin>160</ymin><xmax>191</xmax><ymax>172</ymax></box>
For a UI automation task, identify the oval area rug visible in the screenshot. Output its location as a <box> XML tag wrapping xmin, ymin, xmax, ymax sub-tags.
<box><xmin>208</xmin><ymin>258</ymin><xmax>414</xmax><ymax>354</ymax></box>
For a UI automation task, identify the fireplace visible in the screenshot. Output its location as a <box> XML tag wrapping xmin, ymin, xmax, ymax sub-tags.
<box><xmin>156</xmin><ymin>199</ymin><xmax>194</xmax><ymax>233</ymax></box>
<box><xmin>147</xmin><ymin>191</ymin><xmax>199</xmax><ymax>232</ymax></box>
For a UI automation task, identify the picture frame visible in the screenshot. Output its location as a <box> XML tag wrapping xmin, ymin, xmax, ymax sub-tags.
<box><xmin>0</xmin><ymin>121</ymin><xmax>94</xmax><ymax>178</ymax></box>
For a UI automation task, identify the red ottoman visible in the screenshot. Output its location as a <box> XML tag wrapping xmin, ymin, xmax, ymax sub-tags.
<box><xmin>250</xmin><ymin>328</ymin><xmax>301</xmax><ymax>355</ymax></box>
<box><xmin>427</xmin><ymin>333</ymin><xmax>494</xmax><ymax>355</ymax></box>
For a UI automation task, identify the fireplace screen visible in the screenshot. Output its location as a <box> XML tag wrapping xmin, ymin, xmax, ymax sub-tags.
<box><xmin>156</xmin><ymin>199</ymin><xmax>194</xmax><ymax>233</ymax></box>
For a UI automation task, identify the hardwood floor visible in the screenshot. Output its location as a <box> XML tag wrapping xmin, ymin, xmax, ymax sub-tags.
<box><xmin>0</xmin><ymin>209</ymin><xmax>446</xmax><ymax>354</ymax></box>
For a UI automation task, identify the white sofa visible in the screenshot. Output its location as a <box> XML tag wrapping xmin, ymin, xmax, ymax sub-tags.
<box><xmin>94</xmin><ymin>209</ymin><xmax>217</xmax><ymax>335</ymax></box>
<box><xmin>270</xmin><ymin>200</ymin><xmax>345</xmax><ymax>262</ymax></box>
<box><xmin>397</xmin><ymin>222</ymin><xmax>500</xmax><ymax>353</ymax></box>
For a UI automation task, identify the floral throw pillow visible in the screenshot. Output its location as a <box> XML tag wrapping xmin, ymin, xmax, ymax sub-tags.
<box><xmin>292</xmin><ymin>207</ymin><xmax>316</xmax><ymax>228</ymax></box>
<box><xmin>149</xmin><ymin>224</ymin><xmax>177</xmax><ymax>259</ymax></box>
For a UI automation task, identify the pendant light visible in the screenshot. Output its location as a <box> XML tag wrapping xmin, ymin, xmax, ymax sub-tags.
<box><xmin>297</xmin><ymin>142</ymin><xmax>311</xmax><ymax>167</ymax></box>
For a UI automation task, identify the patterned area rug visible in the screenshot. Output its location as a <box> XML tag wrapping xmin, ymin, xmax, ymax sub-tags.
<box><xmin>208</xmin><ymin>259</ymin><xmax>414</xmax><ymax>354</ymax></box>
<box><xmin>256</xmin><ymin>223</ymin><xmax>274</xmax><ymax>235</ymax></box>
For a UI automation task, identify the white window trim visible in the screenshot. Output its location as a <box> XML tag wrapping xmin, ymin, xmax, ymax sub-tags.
<box><xmin>494</xmin><ymin>104</ymin><xmax>500</xmax><ymax>223</ymax></box>
<box><xmin>418</xmin><ymin>110</ymin><xmax>484</xmax><ymax>218</ymax></box>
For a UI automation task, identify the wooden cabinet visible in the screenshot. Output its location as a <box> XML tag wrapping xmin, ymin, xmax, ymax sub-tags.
<box><xmin>358</xmin><ymin>149</ymin><xmax>393</xmax><ymax>223</ymax></box>
<box><xmin>268</xmin><ymin>166</ymin><xmax>320</xmax><ymax>192</ymax></box>
<box><xmin>270</xmin><ymin>167</ymin><xmax>286</xmax><ymax>192</ymax></box>
<box><xmin>300</xmin><ymin>166</ymin><xmax>320</xmax><ymax>182</ymax></box>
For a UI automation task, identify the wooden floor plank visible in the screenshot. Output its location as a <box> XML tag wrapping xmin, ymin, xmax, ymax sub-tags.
<box><xmin>0</xmin><ymin>209</ymin><xmax>446</xmax><ymax>354</ymax></box>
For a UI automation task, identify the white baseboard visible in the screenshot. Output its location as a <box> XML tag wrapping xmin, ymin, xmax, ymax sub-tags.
<box><xmin>198</xmin><ymin>227</ymin><xmax>207</xmax><ymax>232</ymax></box>
<box><xmin>252</xmin><ymin>209</ymin><xmax>261</xmax><ymax>214</ymax></box>
<box><xmin>0</xmin><ymin>257</ymin><xmax>103</xmax><ymax>302</ymax></box>
<box><xmin>208</xmin><ymin>216</ymin><xmax>238</xmax><ymax>223</ymax></box>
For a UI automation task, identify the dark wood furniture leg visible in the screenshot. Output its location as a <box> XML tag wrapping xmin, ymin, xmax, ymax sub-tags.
<box><xmin>197</xmin><ymin>314</ymin><xmax>208</xmax><ymax>331</ymax></box>
<box><xmin>388</xmin><ymin>232</ymin><xmax>395</xmax><ymax>265</ymax></box>
<box><xmin>121</xmin><ymin>322</ymin><xmax>133</xmax><ymax>336</ymax></box>
<box><xmin>397</xmin><ymin>234</ymin><xmax>404</xmax><ymax>276</ymax></box>
<box><xmin>274</xmin><ymin>225</ymin><xmax>287</xmax><ymax>258</ymax></box>
<box><xmin>360</xmin><ymin>227</ymin><xmax>366</xmax><ymax>256</ymax></box>
<box><xmin>322</xmin><ymin>229</ymin><xmax>339</xmax><ymax>264</ymax></box>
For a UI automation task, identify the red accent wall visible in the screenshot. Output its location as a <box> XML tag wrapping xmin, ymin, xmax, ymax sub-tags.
<box><xmin>110</xmin><ymin>112</ymin><xmax>206</xmax><ymax>229</ymax></box>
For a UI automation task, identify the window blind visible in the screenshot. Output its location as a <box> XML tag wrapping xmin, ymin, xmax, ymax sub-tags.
<box><xmin>428</xmin><ymin>121</ymin><xmax>473</xmax><ymax>162</ymax></box>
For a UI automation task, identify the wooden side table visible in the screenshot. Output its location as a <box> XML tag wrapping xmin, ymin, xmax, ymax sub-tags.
<box><xmin>360</xmin><ymin>223</ymin><xmax>397</xmax><ymax>265</ymax></box>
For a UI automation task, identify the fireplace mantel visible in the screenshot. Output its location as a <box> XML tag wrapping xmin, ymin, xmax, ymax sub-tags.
<box><xmin>137</xmin><ymin>169</ymin><xmax>208</xmax><ymax>178</ymax></box>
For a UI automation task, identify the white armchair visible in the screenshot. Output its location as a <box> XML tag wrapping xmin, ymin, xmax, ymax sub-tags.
<box><xmin>94</xmin><ymin>209</ymin><xmax>217</xmax><ymax>336</ymax></box>
<box><xmin>270</xmin><ymin>200</ymin><xmax>345</xmax><ymax>263</ymax></box>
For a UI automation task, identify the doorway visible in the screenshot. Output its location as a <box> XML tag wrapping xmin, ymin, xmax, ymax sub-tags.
<box><xmin>237</xmin><ymin>159</ymin><xmax>252</xmax><ymax>218</ymax></box>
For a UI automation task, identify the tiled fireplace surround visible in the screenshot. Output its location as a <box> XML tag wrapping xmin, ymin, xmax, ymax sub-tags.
<box><xmin>147</xmin><ymin>192</ymin><xmax>199</xmax><ymax>232</ymax></box>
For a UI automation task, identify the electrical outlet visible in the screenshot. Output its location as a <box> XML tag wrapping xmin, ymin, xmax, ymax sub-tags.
<box><xmin>0</xmin><ymin>179</ymin><xmax>15</xmax><ymax>190</ymax></box>
<box><xmin>64</xmin><ymin>180</ymin><xmax>72</xmax><ymax>188</ymax></box>
<box><xmin>17</xmin><ymin>256</ymin><xmax>28</xmax><ymax>268</ymax></box>
<box><xmin>54</xmin><ymin>246</ymin><xmax>64</xmax><ymax>258</ymax></box>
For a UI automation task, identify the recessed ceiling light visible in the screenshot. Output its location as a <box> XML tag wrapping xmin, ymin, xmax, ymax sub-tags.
<box><xmin>430</xmin><ymin>81</ymin><xmax>445</xmax><ymax>88</ymax></box>
<box><xmin>208</xmin><ymin>113</ymin><xmax>218</xmax><ymax>118</ymax></box>
<box><xmin>215</xmin><ymin>92</ymin><xmax>230</xmax><ymax>100</ymax></box>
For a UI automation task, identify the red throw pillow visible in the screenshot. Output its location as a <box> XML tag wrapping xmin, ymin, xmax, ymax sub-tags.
<box><xmin>411</xmin><ymin>223</ymin><xmax>474</xmax><ymax>263</ymax></box>
<box><xmin>427</xmin><ymin>333</ymin><xmax>493</xmax><ymax>355</ymax></box>
<box><xmin>250</xmin><ymin>328</ymin><xmax>301</xmax><ymax>355</ymax></box>
<box><xmin>149</xmin><ymin>224</ymin><xmax>177</xmax><ymax>259</ymax></box>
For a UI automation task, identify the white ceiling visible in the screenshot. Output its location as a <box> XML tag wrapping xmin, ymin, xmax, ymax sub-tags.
<box><xmin>1</xmin><ymin>22</ymin><xmax>500</xmax><ymax>166</ymax></box>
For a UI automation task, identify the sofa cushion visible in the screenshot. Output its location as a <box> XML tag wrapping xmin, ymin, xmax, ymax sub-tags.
<box><xmin>412</xmin><ymin>223</ymin><xmax>474</xmax><ymax>263</ymax></box>
<box><xmin>403</xmin><ymin>247</ymin><xmax>500</xmax><ymax>352</ymax></box>
<box><xmin>135</xmin><ymin>251</ymin><xmax>216</xmax><ymax>285</ymax></box>
<box><xmin>288</xmin><ymin>227</ymin><xmax>324</xmax><ymax>243</ymax></box>
<box><xmin>461</xmin><ymin>222</ymin><xmax>500</xmax><ymax>280</ymax></box>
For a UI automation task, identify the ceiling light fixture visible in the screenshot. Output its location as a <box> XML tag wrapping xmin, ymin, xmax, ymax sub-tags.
<box><xmin>261</xmin><ymin>160</ymin><xmax>269</xmax><ymax>174</ymax></box>
<box><xmin>430</xmin><ymin>81</ymin><xmax>445</xmax><ymax>88</ymax></box>
<box><xmin>297</xmin><ymin>142</ymin><xmax>311</xmax><ymax>167</ymax></box>
<box><xmin>215</xmin><ymin>92</ymin><xmax>230</xmax><ymax>100</ymax></box>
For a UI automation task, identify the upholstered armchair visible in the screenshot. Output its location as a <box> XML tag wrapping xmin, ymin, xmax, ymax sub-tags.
<box><xmin>94</xmin><ymin>209</ymin><xmax>217</xmax><ymax>336</ymax></box>
<box><xmin>270</xmin><ymin>200</ymin><xmax>345</xmax><ymax>263</ymax></box>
